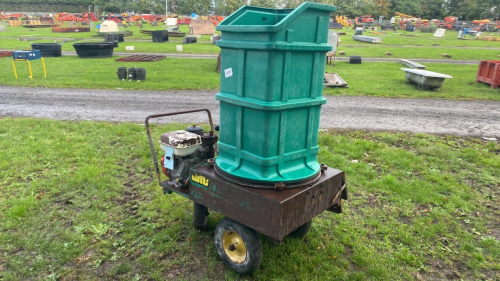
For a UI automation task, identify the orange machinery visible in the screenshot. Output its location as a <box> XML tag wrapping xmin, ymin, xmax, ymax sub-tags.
<box><xmin>444</xmin><ymin>16</ymin><xmax>457</xmax><ymax>29</ymax></box>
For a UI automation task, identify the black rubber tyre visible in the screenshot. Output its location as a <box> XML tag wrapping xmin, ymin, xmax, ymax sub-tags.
<box><xmin>288</xmin><ymin>220</ymin><xmax>312</xmax><ymax>238</ymax></box>
<box><xmin>73</xmin><ymin>43</ymin><xmax>114</xmax><ymax>58</ymax></box>
<box><xmin>31</xmin><ymin>43</ymin><xmax>62</xmax><ymax>57</ymax></box>
<box><xmin>193</xmin><ymin>202</ymin><xmax>209</xmax><ymax>230</ymax></box>
<box><xmin>214</xmin><ymin>217</ymin><xmax>263</xmax><ymax>274</ymax></box>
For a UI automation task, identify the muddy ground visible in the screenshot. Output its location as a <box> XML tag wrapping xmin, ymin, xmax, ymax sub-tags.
<box><xmin>0</xmin><ymin>86</ymin><xmax>499</xmax><ymax>137</ymax></box>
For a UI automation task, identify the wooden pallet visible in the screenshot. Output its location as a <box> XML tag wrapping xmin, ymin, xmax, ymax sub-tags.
<box><xmin>115</xmin><ymin>54</ymin><xmax>166</xmax><ymax>62</ymax></box>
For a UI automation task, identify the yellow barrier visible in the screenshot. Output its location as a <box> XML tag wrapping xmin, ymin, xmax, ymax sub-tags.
<box><xmin>12</xmin><ymin>58</ymin><xmax>47</xmax><ymax>80</ymax></box>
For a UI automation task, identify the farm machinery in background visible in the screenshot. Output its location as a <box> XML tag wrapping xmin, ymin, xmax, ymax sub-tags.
<box><xmin>175</xmin><ymin>15</ymin><xmax>224</xmax><ymax>26</ymax></box>
<box><xmin>335</xmin><ymin>15</ymin><xmax>350</xmax><ymax>27</ymax></box>
<box><xmin>471</xmin><ymin>19</ymin><xmax>499</xmax><ymax>32</ymax></box>
<box><xmin>355</xmin><ymin>15</ymin><xmax>373</xmax><ymax>27</ymax></box>
<box><xmin>443</xmin><ymin>16</ymin><xmax>458</xmax><ymax>30</ymax></box>
<box><xmin>52</xmin><ymin>12</ymin><xmax>99</xmax><ymax>33</ymax></box>
<box><xmin>55</xmin><ymin>12</ymin><xmax>98</xmax><ymax>22</ymax></box>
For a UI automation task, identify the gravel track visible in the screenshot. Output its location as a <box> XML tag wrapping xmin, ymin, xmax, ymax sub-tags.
<box><xmin>1</xmin><ymin>86</ymin><xmax>499</xmax><ymax>137</ymax></box>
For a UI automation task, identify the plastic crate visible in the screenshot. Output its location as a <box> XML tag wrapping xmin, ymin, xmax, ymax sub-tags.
<box><xmin>476</xmin><ymin>60</ymin><xmax>500</xmax><ymax>89</ymax></box>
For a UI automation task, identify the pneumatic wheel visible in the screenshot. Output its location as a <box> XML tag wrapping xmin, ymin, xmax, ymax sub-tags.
<box><xmin>193</xmin><ymin>202</ymin><xmax>209</xmax><ymax>230</ymax></box>
<box><xmin>288</xmin><ymin>220</ymin><xmax>312</xmax><ymax>238</ymax></box>
<box><xmin>214</xmin><ymin>217</ymin><xmax>263</xmax><ymax>274</ymax></box>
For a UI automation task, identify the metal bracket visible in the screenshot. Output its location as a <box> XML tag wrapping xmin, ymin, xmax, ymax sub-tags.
<box><xmin>274</xmin><ymin>182</ymin><xmax>286</xmax><ymax>191</ymax></box>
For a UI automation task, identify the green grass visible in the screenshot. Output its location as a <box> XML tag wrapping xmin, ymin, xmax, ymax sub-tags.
<box><xmin>0</xmin><ymin>56</ymin><xmax>219</xmax><ymax>90</ymax></box>
<box><xmin>0</xmin><ymin>24</ymin><xmax>220</xmax><ymax>54</ymax></box>
<box><xmin>339</xmin><ymin>27</ymin><xmax>500</xmax><ymax>47</ymax></box>
<box><xmin>333</xmin><ymin>28</ymin><xmax>500</xmax><ymax>60</ymax></box>
<box><xmin>0</xmin><ymin>24</ymin><xmax>216</xmax><ymax>41</ymax></box>
<box><xmin>1</xmin><ymin>118</ymin><xmax>499</xmax><ymax>280</ymax></box>
<box><xmin>0</xmin><ymin>38</ymin><xmax>220</xmax><ymax>54</ymax></box>
<box><xmin>324</xmin><ymin>61</ymin><xmax>500</xmax><ymax>100</ymax></box>
<box><xmin>3</xmin><ymin>24</ymin><xmax>500</xmax><ymax>59</ymax></box>
<box><xmin>2</xmin><ymin>56</ymin><xmax>499</xmax><ymax>101</ymax></box>
<box><xmin>338</xmin><ymin>45</ymin><xmax>500</xmax><ymax>60</ymax></box>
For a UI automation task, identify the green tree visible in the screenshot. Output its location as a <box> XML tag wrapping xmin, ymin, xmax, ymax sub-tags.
<box><xmin>227</xmin><ymin>0</ymin><xmax>247</xmax><ymax>14</ymax></box>
<box><xmin>444</xmin><ymin>0</ymin><xmax>500</xmax><ymax>20</ymax></box>
<box><xmin>213</xmin><ymin>0</ymin><xmax>246</xmax><ymax>15</ymax></box>
<box><xmin>176</xmin><ymin>0</ymin><xmax>212</xmax><ymax>15</ymax></box>
<box><xmin>374</xmin><ymin>0</ymin><xmax>391</xmax><ymax>18</ymax></box>
<box><xmin>420</xmin><ymin>0</ymin><xmax>445</xmax><ymax>19</ymax></box>
<box><xmin>336</xmin><ymin>0</ymin><xmax>376</xmax><ymax>17</ymax></box>
<box><xmin>279</xmin><ymin>0</ymin><xmax>336</xmax><ymax>9</ymax></box>
<box><xmin>390</xmin><ymin>0</ymin><xmax>421</xmax><ymax>17</ymax></box>
<box><xmin>250</xmin><ymin>0</ymin><xmax>275</xmax><ymax>8</ymax></box>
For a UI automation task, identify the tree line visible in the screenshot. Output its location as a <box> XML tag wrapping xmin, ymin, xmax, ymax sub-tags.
<box><xmin>1</xmin><ymin>0</ymin><xmax>498</xmax><ymax>20</ymax></box>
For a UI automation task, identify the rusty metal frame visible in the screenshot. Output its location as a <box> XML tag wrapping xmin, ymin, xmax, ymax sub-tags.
<box><xmin>145</xmin><ymin>109</ymin><xmax>215</xmax><ymax>185</ymax></box>
<box><xmin>145</xmin><ymin>109</ymin><xmax>348</xmax><ymax>243</ymax></box>
<box><xmin>162</xmin><ymin>163</ymin><xmax>347</xmax><ymax>242</ymax></box>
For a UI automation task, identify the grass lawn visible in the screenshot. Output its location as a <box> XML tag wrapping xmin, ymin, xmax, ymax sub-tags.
<box><xmin>2</xmin><ymin>24</ymin><xmax>500</xmax><ymax>59</ymax></box>
<box><xmin>0</xmin><ymin>38</ymin><xmax>220</xmax><ymax>55</ymax></box>
<box><xmin>0</xmin><ymin>56</ymin><xmax>220</xmax><ymax>90</ymax></box>
<box><xmin>1</xmin><ymin>55</ymin><xmax>499</xmax><ymax>101</ymax></box>
<box><xmin>337</xmin><ymin>45</ymin><xmax>500</xmax><ymax>60</ymax></box>
<box><xmin>0</xmin><ymin>24</ymin><xmax>216</xmax><ymax>41</ymax></box>
<box><xmin>324</xmin><ymin>61</ymin><xmax>500</xmax><ymax>101</ymax></box>
<box><xmin>339</xmin><ymin>28</ymin><xmax>500</xmax><ymax>47</ymax></box>
<box><xmin>1</xmin><ymin>118</ymin><xmax>499</xmax><ymax>280</ymax></box>
<box><xmin>0</xmin><ymin>24</ymin><xmax>220</xmax><ymax>54</ymax></box>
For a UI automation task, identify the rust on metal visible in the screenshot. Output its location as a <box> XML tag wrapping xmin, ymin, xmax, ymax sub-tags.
<box><xmin>160</xmin><ymin>130</ymin><xmax>201</xmax><ymax>148</ymax></box>
<box><xmin>115</xmin><ymin>54</ymin><xmax>166</xmax><ymax>62</ymax></box>
<box><xmin>327</xmin><ymin>199</ymin><xmax>343</xmax><ymax>213</ymax></box>
<box><xmin>320</xmin><ymin>163</ymin><xmax>328</xmax><ymax>171</ymax></box>
<box><xmin>274</xmin><ymin>182</ymin><xmax>286</xmax><ymax>190</ymax></box>
<box><xmin>187</xmin><ymin>163</ymin><xmax>346</xmax><ymax>242</ymax></box>
<box><xmin>159</xmin><ymin>180</ymin><xmax>189</xmax><ymax>197</ymax></box>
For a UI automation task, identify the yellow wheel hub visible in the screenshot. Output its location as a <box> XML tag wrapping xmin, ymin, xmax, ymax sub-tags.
<box><xmin>222</xmin><ymin>230</ymin><xmax>247</xmax><ymax>263</ymax></box>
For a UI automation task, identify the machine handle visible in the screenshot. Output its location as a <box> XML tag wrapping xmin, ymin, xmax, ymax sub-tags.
<box><xmin>145</xmin><ymin>109</ymin><xmax>215</xmax><ymax>185</ymax></box>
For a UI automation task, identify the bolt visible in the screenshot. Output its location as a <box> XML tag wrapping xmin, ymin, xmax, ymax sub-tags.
<box><xmin>207</xmin><ymin>158</ymin><xmax>215</xmax><ymax>167</ymax></box>
<box><xmin>274</xmin><ymin>182</ymin><xmax>286</xmax><ymax>191</ymax></box>
<box><xmin>320</xmin><ymin>164</ymin><xmax>328</xmax><ymax>171</ymax></box>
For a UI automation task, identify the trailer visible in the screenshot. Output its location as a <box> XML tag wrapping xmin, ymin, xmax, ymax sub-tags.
<box><xmin>145</xmin><ymin>3</ymin><xmax>347</xmax><ymax>275</ymax></box>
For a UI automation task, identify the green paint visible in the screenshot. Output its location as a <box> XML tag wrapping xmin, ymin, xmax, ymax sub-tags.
<box><xmin>237</xmin><ymin>200</ymin><xmax>254</xmax><ymax>211</ymax></box>
<box><xmin>191</xmin><ymin>190</ymin><xmax>203</xmax><ymax>200</ymax></box>
<box><xmin>210</xmin><ymin>183</ymin><xmax>222</xmax><ymax>196</ymax></box>
<box><xmin>190</xmin><ymin>180</ymin><xmax>208</xmax><ymax>191</ymax></box>
<box><xmin>215</xmin><ymin>2</ymin><xmax>335</xmax><ymax>183</ymax></box>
